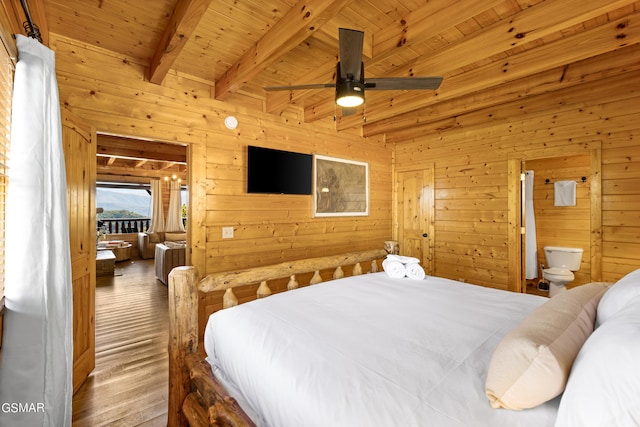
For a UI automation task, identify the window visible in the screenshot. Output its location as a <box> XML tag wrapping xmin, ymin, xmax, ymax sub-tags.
<box><xmin>0</xmin><ymin>34</ymin><xmax>15</xmax><ymax>312</ymax></box>
<box><xmin>96</xmin><ymin>183</ymin><xmax>152</xmax><ymax>234</ymax></box>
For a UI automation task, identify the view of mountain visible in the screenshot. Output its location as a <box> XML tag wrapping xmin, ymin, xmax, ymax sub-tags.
<box><xmin>97</xmin><ymin>188</ymin><xmax>151</xmax><ymax>217</ymax></box>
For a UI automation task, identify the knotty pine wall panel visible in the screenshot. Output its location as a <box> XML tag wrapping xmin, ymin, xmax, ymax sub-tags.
<box><xmin>394</xmin><ymin>63</ymin><xmax>640</xmax><ymax>288</ymax></box>
<box><xmin>50</xmin><ymin>34</ymin><xmax>392</xmax><ymax>277</ymax></box>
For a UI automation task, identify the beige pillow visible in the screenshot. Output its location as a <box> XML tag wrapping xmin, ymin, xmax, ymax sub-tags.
<box><xmin>485</xmin><ymin>282</ymin><xmax>609</xmax><ymax>410</ymax></box>
<box><xmin>164</xmin><ymin>232</ymin><xmax>186</xmax><ymax>241</ymax></box>
<box><xmin>147</xmin><ymin>232</ymin><xmax>162</xmax><ymax>243</ymax></box>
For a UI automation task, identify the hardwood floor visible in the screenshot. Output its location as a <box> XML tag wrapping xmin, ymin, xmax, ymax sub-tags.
<box><xmin>72</xmin><ymin>258</ymin><xmax>169</xmax><ymax>426</ymax></box>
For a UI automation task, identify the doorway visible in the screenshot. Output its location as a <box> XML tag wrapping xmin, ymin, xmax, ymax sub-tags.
<box><xmin>95</xmin><ymin>134</ymin><xmax>189</xmax><ymax>257</ymax></box>
<box><xmin>507</xmin><ymin>141</ymin><xmax>602</xmax><ymax>293</ymax></box>
<box><xmin>395</xmin><ymin>166</ymin><xmax>435</xmax><ymax>274</ymax></box>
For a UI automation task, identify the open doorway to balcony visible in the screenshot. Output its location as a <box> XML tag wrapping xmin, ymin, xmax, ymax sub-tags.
<box><xmin>95</xmin><ymin>134</ymin><xmax>188</xmax><ymax>261</ymax></box>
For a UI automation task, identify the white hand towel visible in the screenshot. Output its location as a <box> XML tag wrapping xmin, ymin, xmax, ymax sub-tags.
<box><xmin>405</xmin><ymin>263</ymin><xmax>426</xmax><ymax>280</ymax></box>
<box><xmin>382</xmin><ymin>258</ymin><xmax>406</xmax><ymax>279</ymax></box>
<box><xmin>385</xmin><ymin>254</ymin><xmax>420</xmax><ymax>264</ymax></box>
<box><xmin>554</xmin><ymin>180</ymin><xmax>576</xmax><ymax>206</ymax></box>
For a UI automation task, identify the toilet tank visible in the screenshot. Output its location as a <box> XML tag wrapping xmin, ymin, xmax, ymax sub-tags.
<box><xmin>543</xmin><ymin>246</ymin><xmax>583</xmax><ymax>271</ymax></box>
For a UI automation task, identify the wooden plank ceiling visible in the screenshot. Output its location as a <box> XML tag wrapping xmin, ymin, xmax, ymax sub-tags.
<box><xmin>40</xmin><ymin>0</ymin><xmax>640</xmax><ymax>136</ymax></box>
<box><xmin>96</xmin><ymin>134</ymin><xmax>187</xmax><ymax>185</ymax></box>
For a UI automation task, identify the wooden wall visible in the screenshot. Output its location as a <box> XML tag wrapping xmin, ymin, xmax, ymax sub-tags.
<box><xmin>49</xmin><ymin>31</ymin><xmax>640</xmax><ymax>291</ymax></box>
<box><xmin>393</xmin><ymin>44</ymin><xmax>640</xmax><ymax>289</ymax></box>
<box><xmin>50</xmin><ymin>34</ymin><xmax>393</xmax><ymax>277</ymax></box>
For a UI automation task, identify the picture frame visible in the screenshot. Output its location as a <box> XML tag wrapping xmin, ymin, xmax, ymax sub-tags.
<box><xmin>314</xmin><ymin>155</ymin><xmax>369</xmax><ymax>217</ymax></box>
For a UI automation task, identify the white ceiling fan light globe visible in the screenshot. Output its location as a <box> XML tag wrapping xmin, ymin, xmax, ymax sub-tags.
<box><xmin>336</xmin><ymin>95</ymin><xmax>364</xmax><ymax>108</ymax></box>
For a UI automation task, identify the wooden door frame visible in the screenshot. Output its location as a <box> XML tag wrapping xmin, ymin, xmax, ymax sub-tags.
<box><xmin>507</xmin><ymin>140</ymin><xmax>602</xmax><ymax>293</ymax></box>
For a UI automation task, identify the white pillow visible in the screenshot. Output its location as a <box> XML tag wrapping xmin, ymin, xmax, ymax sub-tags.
<box><xmin>596</xmin><ymin>268</ymin><xmax>640</xmax><ymax>327</ymax></box>
<box><xmin>555</xmin><ymin>295</ymin><xmax>640</xmax><ymax>427</ymax></box>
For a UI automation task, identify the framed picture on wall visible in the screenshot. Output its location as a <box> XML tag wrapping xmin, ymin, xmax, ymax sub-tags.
<box><xmin>314</xmin><ymin>155</ymin><xmax>369</xmax><ymax>217</ymax></box>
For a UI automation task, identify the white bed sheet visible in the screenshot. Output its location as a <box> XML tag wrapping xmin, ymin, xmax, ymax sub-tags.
<box><xmin>204</xmin><ymin>273</ymin><xmax>560</xmax><ymax>427</ymax></box>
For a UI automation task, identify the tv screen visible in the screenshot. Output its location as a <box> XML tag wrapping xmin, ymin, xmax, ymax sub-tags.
<box><xmin>247</xmin><ymin>146</ymin><xmax>313</xmax><ymax>195</ymax></box>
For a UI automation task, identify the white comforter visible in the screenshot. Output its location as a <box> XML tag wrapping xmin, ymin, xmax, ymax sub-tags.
<box><xmin>205</xmin><ymin>273</ymin><xmax>560</xmax><ymax>427</ymax></box>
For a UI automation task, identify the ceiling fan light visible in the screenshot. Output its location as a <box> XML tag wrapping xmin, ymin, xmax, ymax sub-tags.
<box><xmin>336</xmin><ymin>80</ymin><xmax>364</xmax><ymax>107</ymax></box>
<box><xmin>336</xmin><ymin>95</ymin><xmax>364</xmax><ymax>108</ymax></box>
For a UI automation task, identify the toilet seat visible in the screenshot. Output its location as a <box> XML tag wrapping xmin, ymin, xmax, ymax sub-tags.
<box><xmin>543</xmin><ymin>267</ymin><xmax>573</xmax><ymax>277</ymax></box>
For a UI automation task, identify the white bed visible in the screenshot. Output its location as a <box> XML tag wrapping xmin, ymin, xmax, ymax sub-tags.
<box><xmin>204</xmin><ymin>273</ymin><xmax>559</xmax><ymax>427</ymax></box>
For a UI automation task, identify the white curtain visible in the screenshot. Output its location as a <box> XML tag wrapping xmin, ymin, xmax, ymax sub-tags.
<box><xmin>165</xmin><ymin>179</ymin><xmax>185</xmax><ymax>232</ymax></box>
<box><xmin>146</xmin><ymin>179</ymin><xmax>164</xmax><ymax>234</ymax></box>
<box><xmin>525</xmin><ymin>170</ymin><xmax>538</xmax><ymax>280</ymax></box>
<box><xmin>0</xmin><ymin>35</ymin><xmax>72</xmax><ymax>426</ymax></box>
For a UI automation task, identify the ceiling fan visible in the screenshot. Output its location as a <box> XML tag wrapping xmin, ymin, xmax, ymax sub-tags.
<box><xmin>264</xmin><ymin>28</ymin><xmax>443</xmax><ymax>116</ymax></box>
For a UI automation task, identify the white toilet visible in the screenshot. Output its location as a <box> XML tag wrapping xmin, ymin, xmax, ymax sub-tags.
<box><xmin>542</xmin><ymin>246</ymin><xmax>584</xmax><ymax>297</ymax></box>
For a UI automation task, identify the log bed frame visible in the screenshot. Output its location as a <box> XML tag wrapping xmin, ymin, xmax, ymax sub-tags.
<box><xmin>167</xmin><ymin>248</ymin><xmax>388</xmax><ymax>426</ymax></box>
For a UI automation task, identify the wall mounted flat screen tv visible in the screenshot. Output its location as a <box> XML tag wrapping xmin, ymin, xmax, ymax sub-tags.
<box><xmin>247</xmin><ymin>145</ymin><xmax>313</xmax><ymax>195</ymax></box>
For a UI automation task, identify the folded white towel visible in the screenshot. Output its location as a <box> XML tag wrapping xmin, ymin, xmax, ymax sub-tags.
<box><xmin>382</xmin><ymin>258</ymin><xmax>406</xmax><ymax>279</ymax></box>
<box><xmin>385</xmin><ymin>254</ymin><xmax>420</xmax><ymax>264</ymax></box>
<box><xmin>554</xmin><ymin>180</ymin><xmax>576</xmax><ymax>206</ymax></box>
<box><xmin>405</xmin><ymin>263</ymin><xmax>426</xmax><ymax>280</ymax></box>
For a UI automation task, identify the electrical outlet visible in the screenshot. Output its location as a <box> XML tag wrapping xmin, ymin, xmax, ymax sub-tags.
<box><xmin>222</xmin><ymin>226</ymin><xmax>234</xmax><ymax>239</ymax></box>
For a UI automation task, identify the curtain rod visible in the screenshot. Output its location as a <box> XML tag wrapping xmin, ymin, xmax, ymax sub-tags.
<box><xmin>20</xmin><ymin>0</ymin><xmax>42</xmax><ymax>43</ymax></box>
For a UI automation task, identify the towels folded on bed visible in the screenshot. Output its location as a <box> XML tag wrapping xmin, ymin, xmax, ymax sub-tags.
<box><xmin>385</xmin><ymin>254</ymin><xmax>420</xmax><ymax>264</ymax></box>
<box><xmin>382</xmin><ymin>258</ymin><xmax>406</xmax><ymax>279</ymax></box>
<box><xmin>382</xmin><ymin>255</ymin><xmax>426</xmax><ymax>280</ymax></box>
<box><xmin>405</xmin><ymin>263</ymin><xmax>426</xmax><ymax>280</ymax></box>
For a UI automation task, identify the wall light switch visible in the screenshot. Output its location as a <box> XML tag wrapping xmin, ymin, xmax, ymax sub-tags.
<box><xmin>222</xmin><ymin>226</ymin><xmax>234</xmax><ymax>239</ymax></box>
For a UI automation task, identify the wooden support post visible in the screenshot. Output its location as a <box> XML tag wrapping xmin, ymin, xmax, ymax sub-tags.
<box><xmin>168</xmin><ymin>266</ymin><xmax>200</xmax><ymax>427</ymax></box>
<box><xmin>333</xmin><ymin>265</ymin><xmax>344</xmax><ymax>280</ymax></box>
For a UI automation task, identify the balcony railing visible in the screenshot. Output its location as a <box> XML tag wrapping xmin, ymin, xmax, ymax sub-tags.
<box><xmin>98</xmin><ymin>217</ymin><xmax>187</xmax><ymax>234</ymax></box>
<box><xmin>99</xmin><ymin>218</ymin><xmax>150</xmax><ymax>234</ymax></box>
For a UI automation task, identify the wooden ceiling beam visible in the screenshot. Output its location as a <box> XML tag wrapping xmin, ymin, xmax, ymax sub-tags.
<box><xmin>214</xmin><ymin>0</ymin><xmax>353</xmax><ymax>101</ymax></box>
<box><xmin>385</xmin><ymin>0</ymin><xmax>638</xmax><ymax>82</ymax></box>
<box><xmin>352</xmin><ymin>9</ymin><xmax>640</xmax><ymax>128</ymax></box>
<box><xmin>375</xmin><ymin>45</ymin><xmax>640</xmax><ymax>141</ymax></box>
<box><xmin>97</xmin><ymin>134</ymin><xmax>187</xmax><ymax>163</ymax></box>
<box><xmin>148</xmin><ymin>0</ymin><xmax>213</xmax><ymax>84</ymax></box>
<box><xmin>370</xmin><ymin>0</ymin><xmax>504</xmax><ymax>67</ymax></box>
<box><xmin>97</xmin><ymin>163</ymin><xmax>186</xmax><ymax>182</ymax></box>
<box><xmin>316</xmin><ymin>0</ymin><xmax>639</xmax><ymax>129</ymax></box>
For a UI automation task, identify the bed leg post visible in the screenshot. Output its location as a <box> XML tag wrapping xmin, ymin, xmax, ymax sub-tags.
<box><xmin>168</xmin><ymin>266</ymin><xmax>200</xmax><ymax>427</ymax></box>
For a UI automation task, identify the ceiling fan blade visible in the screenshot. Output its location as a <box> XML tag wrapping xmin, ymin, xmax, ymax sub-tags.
<box><xmin>339</xmin><ymin>28</ymin><xmax>364</xmax><ymax>80</ymax></box>
<box><xmin>365</xmin><ymin>77</ymin><xmax>443</xmax><ymax>90</ymax></box>
<box><xmin>264</xmin><ymin>83</ymin><xmax>334</xmax><ymax>91</ymax></box>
